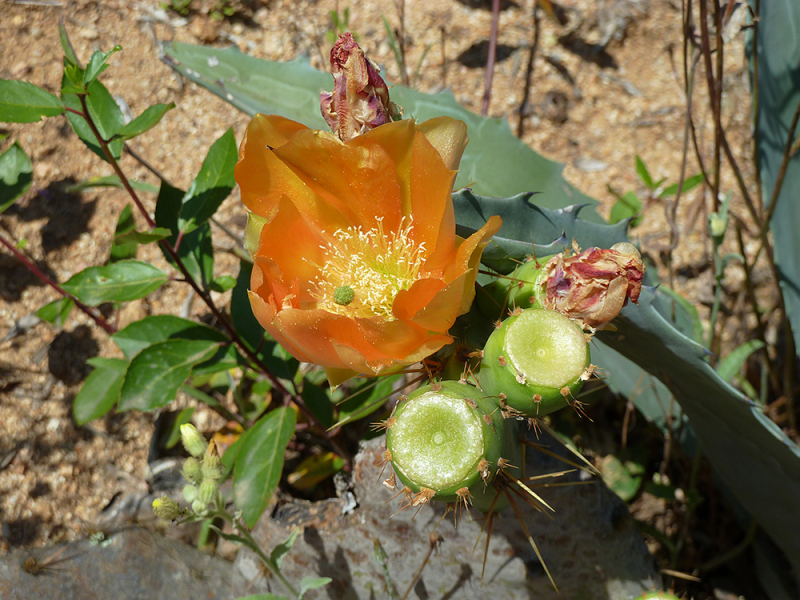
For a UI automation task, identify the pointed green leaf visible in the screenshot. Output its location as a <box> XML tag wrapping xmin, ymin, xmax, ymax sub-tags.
<box><xmin>65</xmin><ymin>174</ymin><xmax>159</xmax><ymax>195</ymax></box>
<box><xmin>660</xmin><ymin>173</ymin><xmax>703</xmax><ymax>197</ymax></box>
<box><xmin>118</xmin><ymin>339</ymin><xmax>220</xmax><ymax>412</ymax></box>
<box><xmin>109</xmin><ymin>204</ymin><xmax>137</xmax><ymax>263</ymax></box>
<box><xmin>299</xmin><ymin>576</ymin><xmax>331</xmax><ymax>597</ymax></box>
<box><xmin>160</xmin><ymin>42</ymin><xmax>600</xmax><ymax>219</ymax></box>
<box><xmin>73</xmin><ymin>357</ymin><xmax>128</xmax><ymax>424</ymax></box>
<box><xmin>0</xmin><ymin>80</ymin><xmax>64</xmax><ymax>123</ymax></box>
<box><xmin>58</xmin><ymin>21</ymin><xmax>82</xmax><ymax>67</ymax></box>
<box><xmin>84</xmin><ymin>46</ymin><xmax>122</xmax><ymax>84</ymax></box>
<box><xmin>36</xmin><ymin>297</ymin><xmax>74</xmax><ymax>327</ymax></box>
<box><xmin>270</xmin><ymin>527</ymin><xmax>299</xmax><ymax>569</ymax></box>
<box><xmin>112</xmin><ymin>314</ymin><xmax>229</xmax><ymax>358</ymax></box>
<box><xmin>0</xmin><ymin>142</ymin><xmax>33</xmax><ymax>213</ymax></box>
<box><xmin>234</xmin><ymin>407</ymin><xmax>296</xmax><ymax>527</ymax></box>
<box><xmin>178</xmin><ymin>128</ymin><xmax>237</xmax><ymax>234</ymax></box>
<box><xmin>716</xmin><ymin>339</ymin><xmax>766</xmax><ymax>385</ymax></box>
<box><xmin>335</xmin><ymin>374</ymin><xmax>402</xmax><ymax>427</ymax></box>
<box><xmin>61</xmin><ymin>77</ymin><xmax>124</xmax><ymax>161</ymax></box>
<box><xmin>114</xmin><ymin>227</ymin><xmax>172</xmax><ymax>246</ymax></box>
<box><xmin>609</xmin><ymin>191</ymin><xmax>643</xmax><ymax>226</ymax></box>
<box><xmin>209</xmin><ymin>274</ymin><xmax>236</xmax><ymax>292</ymax></box>
<box><xmin>635</xmin><ymin>155</ymin><xmax>654</xmax><ymax>189</ymax></box>
<box><xmin>61</xmin><ymin>260</ymin><xmax>168</xmax><ymax>305</ymax></box>
<box><xmin>117</xmin><ymin>103</ymin><xmax>175</xmax><ymax>140</ymax></box>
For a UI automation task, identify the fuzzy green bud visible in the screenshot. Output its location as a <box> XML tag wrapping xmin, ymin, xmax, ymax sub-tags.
<box><xmin>182</xmin><ymin>457</ymin><xmax>202</xmax><ymax>484</ymax></box>
<box><xmin>201</xmin><ymin>441</ymin><xmax>224</xmax><ymax>481</ymax></box>
<box><xmin>182</xmin><ymin>483</ymin><xmax>198</xmax><ymax>504</ymax></box>
<box><xmin>152</xmin><ymin>496</ymin><xmax>185</xmax><ymax>521</ymax></box>
<box><xmin>480</xmin><ymin>308</ymin><xmax>590</xmax><ymax>418</ymax></box>
<box><xmin>191</xmin><ymin>499</ymin><xmax>207</xmax><ymax>514</ymax></box>
<box><xmin>198</xmin><ymin>478</ymin><xmax>219</xmax><ymax>506</ymax></box>
<box><xmin>180</xmin><ymin>424</ymin><xmax>207</xmax><ymax>458</ymax></box>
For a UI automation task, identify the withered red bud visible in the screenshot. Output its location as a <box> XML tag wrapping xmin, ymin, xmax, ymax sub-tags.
<box><xmin>320</xmin><ymin>33</ymin><xmax>402</xmax><ymax>141</ymax></box>
<box><xmin>541</xmin><ymin>243</ymin><xmax>644</xmax><ymax>328</ymax></box>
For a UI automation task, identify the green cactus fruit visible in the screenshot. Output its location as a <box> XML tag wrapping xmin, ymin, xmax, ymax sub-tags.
<box><xmin>385</xmin><ymin>381</ymin><xmax>516</xmax><ymax>510</ymax></box>
<box><xmin>476</xmin><ymin>257</ymin><xmax>551</xmax><ymax>321</ymax></box>
<box><xmin>480</xmin><ymin>308</ymin><xmax>591</xmax><ymax>417</ymax></box>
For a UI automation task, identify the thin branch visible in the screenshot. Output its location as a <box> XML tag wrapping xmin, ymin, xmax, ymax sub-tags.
<box><xmin>481</xmin><ymin>0</ymin><xmax>501</xmax><ymax>116</ymax></box>
<box><xmin>0</xmin><ymin>232</ymin><xmax>116</xmax><ymax>335</ymax></box>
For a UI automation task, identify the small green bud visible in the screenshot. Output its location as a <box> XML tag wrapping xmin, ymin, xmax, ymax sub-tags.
<box><xmin>201</xmin><ymin>441</ymin><xmax>224</xmax><ymax>481</ymax></box>
<box><xmin>198</xmin><ymin>478</ymin><xmax>219</xmax><ymax>506</ymax></box>
<box><xmin>333</xmin><ymin>285</ymin><xmax>355</xmax><ymax>306</ymax></box>
<box><xmin>183</xmin><ymin>483</ymin><xmax>198</xmax><ymax>504</ymax></box>
<box><xmin>182</xmin><ymin>457</ymin><xmax>202</xmax><ymax>484</ymax></box>
<box><xmin>180</xmin><ymin>424</ymin><xmax>207</xmax><ymax>458</ymax></box>
<box><xmin>191</xmin><ymin>499</ymin><xmax>207</xmax><ymax>514</ymax></box>
<box><xmin>152</xmin><ymin>496</ymin><xmax>185</xmax><ymax>521</ymax></box>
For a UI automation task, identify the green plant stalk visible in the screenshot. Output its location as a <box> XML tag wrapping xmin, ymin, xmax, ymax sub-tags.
<box><xmin>72</xmin><ymin>95</ymin><xmax>350</xmax><ymax>458</ymax></box>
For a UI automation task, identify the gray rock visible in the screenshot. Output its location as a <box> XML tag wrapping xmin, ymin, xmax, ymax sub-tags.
<box><xmin>238</xmin><ymin>434</ymin><xmax>661</xmax><ymax>600</ymax></box>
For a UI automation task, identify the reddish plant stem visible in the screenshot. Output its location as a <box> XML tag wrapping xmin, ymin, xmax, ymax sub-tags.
<box><xmin>481</xmin><ymin>0</ymin><xmax>501</xmax><ymax>116</ymax></box>
<box><xmin>0</xmin><ymin>232</ymin><xmax>116</xmax><ymax>335</ymax></box>
<box><xmin>75</xmin><ymin>95</ymin><xmax>349</xmax><ymax>459</ymax></box>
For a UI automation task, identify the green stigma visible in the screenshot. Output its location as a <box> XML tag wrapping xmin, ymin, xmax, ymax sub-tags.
<box><xmin>333</xmin><ymin>285</ymin><xmax>355</xmax><ymax>306</ymax></box>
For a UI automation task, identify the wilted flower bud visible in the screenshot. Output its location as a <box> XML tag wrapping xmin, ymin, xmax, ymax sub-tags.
<box><xmin>320</xmin><ymin>32</ymin><xmax>402</xmax><ymax>141</ymax></box>
<box><xmin>180</xmin><ymin>424</ymin><xmax>207</xmax><ymax>458</ymax></box>
<box><xmin>540</xmin><ymin>243</ymin><xmax>645</xmax><ymax>329</ymax></box>
<box><xmin>202</xmin><ymin>440</ymin><xmax>224</xmax><ymax>481</ymax></box>
<box><xmin>152</xmin><ymin>496</ymin><xmax>185</xmax><ymax>521</ymax></box>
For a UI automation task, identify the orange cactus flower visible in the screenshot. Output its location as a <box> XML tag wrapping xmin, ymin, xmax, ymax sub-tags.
<box><xmin>235</xmin><ymin>114</ymin><xmax>501</xmax><ymax>384</ymax></box>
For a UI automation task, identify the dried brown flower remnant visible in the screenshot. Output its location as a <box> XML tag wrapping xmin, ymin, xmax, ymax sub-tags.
<box><xmin>541</xmin><ymin>242</ymin><xmax>644</xmax><ymax>328</ymax></box>
<box><xmin>320</xmin><ymin>33</ymin><xmax>402</xmax><ymax>141</ymax></box>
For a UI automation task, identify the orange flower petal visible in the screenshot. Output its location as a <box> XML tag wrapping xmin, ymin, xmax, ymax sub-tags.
<box><xmin>417</xmin><ymin>117</ymin><xmax>469</xmax><ymax>172</ymax></box>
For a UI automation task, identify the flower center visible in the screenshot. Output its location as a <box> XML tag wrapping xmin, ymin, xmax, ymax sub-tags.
<box><xmin>312</xmin><ymin>218</ymin><xmax>427</xmax><ymax>319</ymax></box>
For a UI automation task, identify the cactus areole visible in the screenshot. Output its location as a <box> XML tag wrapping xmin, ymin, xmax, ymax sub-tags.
<box><xmin>480</xmin><ymin>308</ymin><xmax>590</xmax><ymax>417</ymax></box>
<box><xmin>386</xmin><ymin>381</ymin><xmax>506</xmax><ymax>504</ymax></box>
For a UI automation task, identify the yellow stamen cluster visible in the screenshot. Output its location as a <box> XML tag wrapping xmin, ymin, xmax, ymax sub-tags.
<box><xmin>313</xmin><ymin>217</ymin><xmax>427</xmax><ymax>319</ymax></box>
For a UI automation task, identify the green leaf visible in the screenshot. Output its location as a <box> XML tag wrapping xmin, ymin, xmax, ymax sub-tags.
<box><xmin>0</xmin><ymin>80</ymin><xmax>65</xmax><ymax>123</ymax></box>
<box><xmin>109</xmin><ymin>204</ymin><xmax>137</xmax><ymax>263</ymax></box>
<box><xmin>234</xmin><ymin>407</ymin><xmax>296</xmax><ymax>527</ymax></box>
<box><xmin>609</xmin><ymin>191</ymin><xmax>642</xmax><ymax>226</ymax></box>
<box><xmin>58</xmin><ymin>21</ymin><xmax>82</xmax><ymax>67</ymax></box>
<box><xmin>164</xmin><ymin>406</ymin><xmax>197</xmax><ymax>448</ymax></box>
<box><xmin>61</xmin><ymin>77</ymin><xmax>125</xmax><ymax>161</ymax></box>
<box><xmin>112</xmin><ymin>314</ymin><xmax>229</xmax><ymax>357</ymax></box>
<box><xmin>154</xmin><ymin>181</ymin><xmax>215</xmax><ymax>287</ymax></box>
<box><xmin>61</xmin><ymin>260</ymin><xmax>168</xmax><ymax>306</ymax></box>
<box><xmin>178</xmin><ymin>128</ymin><xmax>237</xmax><ymax>234</ymax></box>
<box><xmin>118</xmin><ymin>339</ymin><xmax>220</xmax><ymax>412</ymax></box>
<box><xmin>716</xmin><ymin>339</ymin><xmax>766</xmax><ymax>384</ymax></box>
<box><xmin>117</xmin><ymin>103</ymin><xmax>175</xmax><ymax>140</ymax></box>
<box><xmin>301</xmin><ymin>378</ymin><xmax>334</xmax><ymax>429</ymax></box>
<box><xmin>299</xmin><ymin>577</ymin><xmax>332</xmax><ymax>597</ymax></box>
<box><xmin>336</xmin><ymin>374</ymin><xmax>402</xmax><ymax>427</ymax></box>
<box><xmin>635</xmin><ymin>155</ymin><xmax>654</xmax><ymax>189</ymax></box>
<box><xmin>209</xmin><ymin>274</ymin><xmax>236</xmax><ymax>292</ymax></box>
<box><xmin>114</xmin><ymin>227</ymin><xmax>172</xmax><ymax>246</ymax></box>
<box><xmin>36</xmin><ymin>297</ymin><xmax>74</xmax><ymax>327</ymax></box>
<box><xmin>660</xmin><ymin>173</ymin><xmax>703</xmax><ymax>197</ymax></box>
<box><xmin>84</xmin><ymin>46</ymin><xmax>122</xmax><ymax>84</ymax></box>
<box><xmin>73</xmin><ymin>357</ymin><xmax>128</xmax><ymax>424</ymax></box>
<box><xmin>0</xmin><ymin>142</ymin><xmax>33</xmax><ymax>213</ymax></box>
<box><xmin>160</xmin><ymin>42</ymin><xmax>601</xmax><ymax>219</ymax></box>
<box><xmin>64</xmin><ymin>174</ymin><xmax>159</xmax><ymax>195</ymax></box>
<box><xmin>270</xmin><ymin>527</ymin><xmax>298</xmax><ymax>569</ymax></box>
<box><xmin>601</xmin><ymin>454</ymin><xmax>644</xmax><ymax>502</ymax></box>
